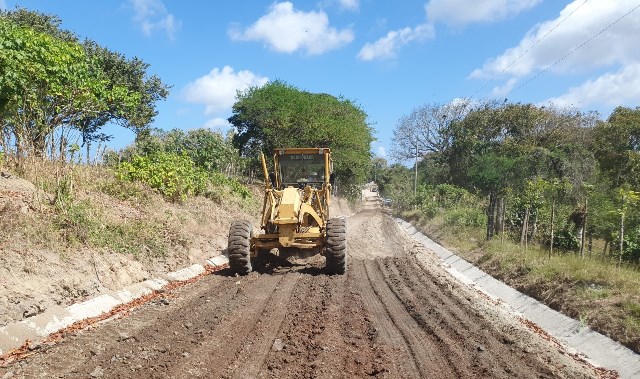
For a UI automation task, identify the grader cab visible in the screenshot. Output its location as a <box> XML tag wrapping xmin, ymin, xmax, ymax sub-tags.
<box><xmin>227</xmin><ymin>148</ymin><xmax>347</xmax><ymax>275</ymax></box>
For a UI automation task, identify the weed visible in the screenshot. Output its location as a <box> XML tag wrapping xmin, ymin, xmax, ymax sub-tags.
<box><xmin>444</xmin><ymin>206</ymin><xmax>486</xmax><ymax>227</ymax></box>
<box><xmin>116</xmin><ymin>152</ymin><xmax>208</xmax><ymax>202</ymax></box>
<box><xmin>99</xmin><ymin>177</ymin><xmax>154</xmax><ymax>204</ymax></box>
<box><xmin>91</xmin><ymin>220</ymin><xmax>168</xmax><ymax>257</ymax></box>
<box><xmin>623</xmin><ymin>301</ymin><xmax>640</xmax><ymax>318</ymax></box>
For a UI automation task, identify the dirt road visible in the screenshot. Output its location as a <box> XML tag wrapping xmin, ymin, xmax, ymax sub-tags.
<box><xmin>5</xmin><ymin>210</ymin><xmax>605</xmax><ymax>378</ymax></box>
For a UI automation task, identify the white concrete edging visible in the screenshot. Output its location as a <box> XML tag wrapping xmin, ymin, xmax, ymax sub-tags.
<box><xmin>0</xmin><ymin>255</ymin><xmax>229</xmax><ymax>355</ymax></box>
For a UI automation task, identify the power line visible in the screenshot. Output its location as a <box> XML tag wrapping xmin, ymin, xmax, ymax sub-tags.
<box><xmin>506</xmin><ymin>1</ymin><xmax>640</xmax><ymax>99</ymax></box>
<box><xmin>472</xmin><ymin>0</ymin><xmax>590</xmax><ymax>98</ymax></box>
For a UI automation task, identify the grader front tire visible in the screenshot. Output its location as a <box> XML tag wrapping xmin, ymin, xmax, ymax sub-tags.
<box><xmin>228</xmin><ymin>220</ymin><xmax>253</xmax><ymax>275</ymax></box>
<box><xmin>325</xmin><ymin>218</ymin><xmax>346</xmax><ymax>275</ymax></box>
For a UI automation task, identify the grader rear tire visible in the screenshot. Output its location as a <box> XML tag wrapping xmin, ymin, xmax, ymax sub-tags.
<box><xmin>228</xmin><ymin>220</ymin><xmax>253</xmax><ymax>275</ymax></box>
<box><xmin>325</xmin><ymin>218</ymin><xmax>346</xmax><ymax>275</ymax></box>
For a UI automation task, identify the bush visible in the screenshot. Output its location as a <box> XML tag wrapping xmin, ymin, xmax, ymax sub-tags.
<box><xmin>444</xmin><ymin>206</ymin><xmax>487</xmax><ymax>227</ymax></box>
<box><xmin>548</xmin><ymin>228</ymin><xmax>580</xmax><ymax>252</ymax></box>
<box><xmin>435</xmin><ymin>183</ymin><xmax>472</xmax><ymax>207</ymax></box>
<box><xmin>400</xmin><ymin>209</ymin><xmax>422</xmax><ymax>222</ymax></box>
<box><xmin>208</xmin><ymin>172</ymin><xmax>251</xmax><ymax>200</ymax></box>
<box><xmin>623</xmin><ymin>228</ymin><xmax>640</xmax><ymax>263</ymax></box>
<box><xmin>413</xmin><ymin>184</ymin><xmax>482</xmax><ymax>222</ymax></box>
<box><xmin>116</xmin><ymin>152</ymin><xmax>207</xmax><ymax>202</ymax></box>
<box><xmin>55</xmin><ymin>200</ymin><xmax>95</xmax><ymax>245</ymax></box>
<box><xmin>53</xmin><ymin>198</ymin><xmax>169</xmax><ymax>256</ymax></box>
<box><xmin>420</xmin><ymin>202</ymin><xmax>438</xmax><ymax>219</ymax></box>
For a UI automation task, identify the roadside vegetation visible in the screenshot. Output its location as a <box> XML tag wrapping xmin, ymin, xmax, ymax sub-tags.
<box><xmin>377</xmin><ymin>101</ymin><xmax>640</xmax><ymax>353</ymax></box>
<box><xmin>0</xmin><ymin>9</ymin><xmax>258</xmax><ymax>259</ymax></box>
<box><xmin>0</xmin><ymin>8</ymin><xmax>372</xmax><ymax>262</ymax></box>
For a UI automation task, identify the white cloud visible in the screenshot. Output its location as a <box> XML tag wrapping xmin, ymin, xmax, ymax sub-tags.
<box><xmin>490</xmin><ymin>78</ymin><xmax>518</xmax><ymax>97</ymax></box>
<box><xmin>205</xmin><ymin>118</ymin><xmax>233</xmax><ymax>130</ymax></box>
<box><xmin>471</xmin><ymin>1</ymin><xmax>640</xmax><ymax>80</ymax></box>
<box><xmin>131</xmin><ymin>0</ymin><xmax>181</xmax><ymax>40</ymax></box>
<box><xmin>426</xmin><ymin>0</ymin><xmax>541</xmax><ymax>26</ymax></box>
<box><xmin>357</xmin><ymin>23</ymin><xmax>435</xmax><ymax>61</ymax></box>
<box><xmin>338</xmin><ymin>0</ymin><xmax>359</xmax><ymax>11</ymax></box>
<box><xmin>376</xmin><ymin>146</ymin><xmax>387</xmax><ymax>158</ymax></box>
<box><xmin>182</xmin><ymin>66</ymin><xmax>269</xmax><ymax>115</ymax></box>
<box><xmin>544</xmin><ymin>63</ymin><xmax>640</xmax><ymax>108</ymax></box>
<box><xmin>229</xmin><ymin>2</ymin><xmax>354</xmax><ymax>55</ymax></box>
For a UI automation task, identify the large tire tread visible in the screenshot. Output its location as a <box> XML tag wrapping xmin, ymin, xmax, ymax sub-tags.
<box><xmin>325</xmin><ymin>218</ymin><xmax>347</xmax><ymax>275</ymax></box>
<box><xmin>227</xmin><ymin>220</ymin><xmax>253</xmax><ymax>275</ymax></box>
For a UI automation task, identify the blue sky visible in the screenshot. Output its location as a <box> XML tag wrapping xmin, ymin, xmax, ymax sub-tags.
<box><xmin>3</xmin><ymin>0</ymin><xmax>640</xmax><ymax>160</ymax></box>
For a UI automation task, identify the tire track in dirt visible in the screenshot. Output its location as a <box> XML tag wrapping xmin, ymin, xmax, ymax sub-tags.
<box><xmin>225</xmin><ymin>273</ymin><xmax>300</xmax><ymax>379</ymax></box>
<box><xmin>7</xmin><ymin>271</ymin><xmax>242</xmax><ymax>378</ymax></box>
<box><xmin>351</xmin><ymin>259</ymin><xmax>422</xmax><ymax>377</ymax></box>
<box><xmin>363</xmin><ymin>258</ymin><xmax>456</xmax><ymax>378</ymax></box>
<box><xmin>164</xmin><ymin>272</ymin><xmax>292</xmax><ymax>378</ymax></box>
<box><xmin>377</xmin><ymin>256</ymin><xmax>555</xmax><ymax>378</ymax></box>
<box><xmin>258</xmin><ymin>272</ymin><xmax>340</xmax><ymax>378</ymax></box>
<box><xmin>256</xmin><ymin>264</ymin><xmax>391</xmax><ymax>378</ymax></box>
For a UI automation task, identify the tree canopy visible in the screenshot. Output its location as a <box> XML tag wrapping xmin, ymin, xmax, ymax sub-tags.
<box><xmin>594</xmin><ymin>106</ymin><xmax>640</xmax><ymax>188</ymax></box>
<box><xmin>228</xmin><ymin>80</ymin><xmax>374</xmax><ymax>190</ymax></box>
<box><xmin>383</xmin><ymin>100</ymin><xmax>640</xmax><ymax>262</ymax></box>
<box><xmin>0</xmin><ymin>8</ymin><xmax>169</xmax><ymax>159</ymax></box>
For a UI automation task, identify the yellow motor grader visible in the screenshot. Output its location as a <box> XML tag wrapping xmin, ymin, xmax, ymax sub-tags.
<box><xmin>227</xmin><ymin>148</ymin><xmax>346</xmax><ymax>275</ymax></box>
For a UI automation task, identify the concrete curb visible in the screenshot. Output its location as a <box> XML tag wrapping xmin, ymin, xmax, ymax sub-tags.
<box><xmin>395</xmin><ymin>218</ymin><xmax>640</xmax><ymax>379</ymax></box>
<box><xmin>0</xmin><ymin>255</ymin><xmax>230</xmax><ymax>356</ymax></box>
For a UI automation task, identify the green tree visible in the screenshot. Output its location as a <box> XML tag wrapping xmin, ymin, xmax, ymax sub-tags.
<box><xmin>370</xmin><ymin>157</ymin><xmax>387</xmax><ymax>182</ymax></box>
<box><xmin>228</xmin><ymin>80</ymin><xmax>374</xmax><ymax>190</ymax></box>
<box><xmin>76</xmin><ymin>40</ymin><xmax>169</xmax><ymax>156</ymax></box>
<box><xmin>594</xmin><ymin>107</ymin><xmax>640</xmax><ymax>188</ymax></box>
<box><xmin>0</xmin><ymin>9</ymin><xmax>169</xmax><ymax>160</ymax></box>
<box><xmin>376</xmin><ymin>163</ymin><xmax>414</xmax><ymax>210</ymax></box>
<box><xmin>615</xmin><ymin>188</ymin><xmax>640</xmax><ymax>266</ymax></box>
<box><xmin>0</xmin><ymin>17</ymin><xmax>106</xmax><ymax>157</ymax></box>
<box><xmin>0</xmin><ymin>8</ymin><xmax>76</xmax><ymax>42</ymax></box>
<box><xmin>442</xmin><ymin>103</ymin><xmax>598</xmax><ymax>241</ymax></box>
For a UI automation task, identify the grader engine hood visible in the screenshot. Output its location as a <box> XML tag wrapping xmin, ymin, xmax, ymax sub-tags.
<box><xmin>274</xmin><ymin>187</ymin><xmax>301</xmax><ymax>225</ymax></box>
<box><xmin>273</xmin><ymin>187</ymin><xmax>324</xmax><ymax>247</ymax></box>
<box><xmin>274</xmin><ymin>187</ymin><xmax>302</xmax><ymax>247</ymax></box>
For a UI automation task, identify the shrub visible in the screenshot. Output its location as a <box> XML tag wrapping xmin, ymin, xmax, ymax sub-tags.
<box><xmin>400</xmin><ymin>209</ymin><xmax>422</xmax><ymax>222</ymax></box>
<box><xmin>550</xmin><ymin>228</ymin><xmax>580</xmax><ymax>252</ymax></box>
<box><xmin>420</xmin><ymin>202</ymin><xmax>438</xmax><ymax>219</ymax></box>
<box><xmin>623</xmin><ymin>228</ymin><xmax>640</xmax><ymax>263</ymax></box>
<box><xmin>55</xmin><ymin>200</ymin><xmax>95</xmax><ymax>246</ymax></box>
<box><xmin>444</xmin><ymin>206</ymin><xmax>487</xmax><ymax>227</ymax></box>
<box><xmin>435</xmin><ymin>183</ymin><xmax>472</xmax><ymax>207</ymax></box>
<box><xmin>207</xmin><ymin>172</ymin><xmax>251</xmax><ymax>200</ymax></box>
<box><xmin>116</xmin><ymin>152</ymin><xmax>207</xmax><ymax>202</ymax></box>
